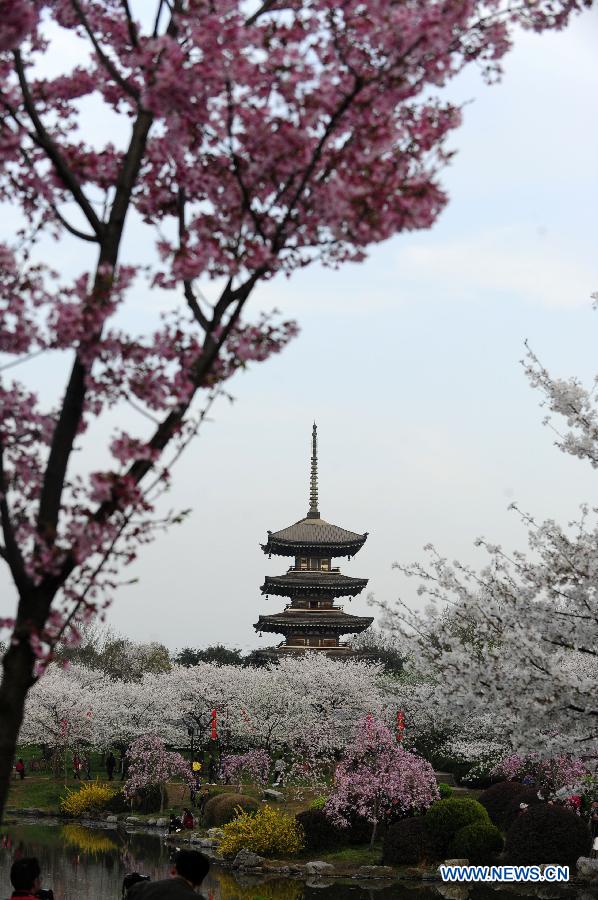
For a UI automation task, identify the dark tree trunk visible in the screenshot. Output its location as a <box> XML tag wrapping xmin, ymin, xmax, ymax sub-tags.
<box><xmin>0</xmin><ymin>638</ymin><xmax>35</xmax><ymax>824</ymax></box>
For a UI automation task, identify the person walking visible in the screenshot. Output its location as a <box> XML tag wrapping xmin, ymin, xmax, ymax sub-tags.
<box><xmin>14</xmin><ymin>759</ymin><xmax>25</xmax><ymax>781</ymax></box>
<box><xmin>127</xmin><ymin>850</ymin><xmax>209</xmax><ymax>898</ymax></box>
<box><xmin>73</xmin><ymin>751</ymin><xmax>82</xmax><ymax>780</ymax></box>
<box><xmin>106</xmin><ymin>751</ymin><xmax>116</xmax><ymax>781</ymax></box>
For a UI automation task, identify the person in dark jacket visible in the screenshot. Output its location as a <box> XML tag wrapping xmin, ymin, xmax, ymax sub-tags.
<box><xmin>106</xmin><ymin>751</ymin><xmax>116</xmax><ymax>781</ymax></box>
<box><xmin>8</xmin><ymin>857</ymin><xmax>53</xmax><ymax>900</ymax></box>
<box><xmin>128</xmin><ymin>850</ymin><xmax>209</xmax><ymax>898</ymax></box>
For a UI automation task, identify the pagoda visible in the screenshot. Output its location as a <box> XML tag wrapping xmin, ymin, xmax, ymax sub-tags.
<box><xmin>254</xmin><ymin>425</ymin><xmax>373</xmax><ymax>656</ymax></box>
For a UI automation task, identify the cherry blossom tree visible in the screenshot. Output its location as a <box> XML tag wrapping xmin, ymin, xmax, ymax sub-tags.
<box><xmin>124</xmin><ymin>733</ymin><xmax>193</xmax><ymax>812</ymax></box>
<box><xmin>220</xmin><ymin>748</ymin><xmax>270</xmax><ymax>789</ymax></box>
<box><xmin>492</xmin><ymin>752</ymin><xmax>588</xmax><ymax>797</ymax></box>
<box><xmin>325</xmin><ymin>714</ymin><xmax>439</xmax><ymax>847</ymax></box>
<box><xmin>0</xmin><ymin>0</ymin><xmax>589</xmax><ymax>822</ymax></box>
<box><xmin>378</xmin><ymin>341</ymin><xmax>598</xmax><ymax>759</ymax></box>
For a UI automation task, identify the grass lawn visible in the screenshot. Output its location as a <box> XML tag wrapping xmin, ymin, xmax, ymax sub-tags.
<box><xmin>315</xmin><ymin>844</ymin><xmax>384</xmax><ymax>868</ymax></box>
<box><xmin>7</xmin><ymin>775</ymin><xmax>117</xmax><ymax>812</ymax></box>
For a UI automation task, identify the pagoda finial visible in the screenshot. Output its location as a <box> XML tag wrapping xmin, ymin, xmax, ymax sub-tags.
<box><xmin>307</xmin><ymin>422</ymin><xmax>320</xmax><ymax>519</ymax></box>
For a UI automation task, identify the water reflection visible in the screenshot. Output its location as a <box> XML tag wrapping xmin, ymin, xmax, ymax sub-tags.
<box><xmin>0</xmin><ymin>820</ymin><xmax>585</xmax><ymax>900</ymax></box>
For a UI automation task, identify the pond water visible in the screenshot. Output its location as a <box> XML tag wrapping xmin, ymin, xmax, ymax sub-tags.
<box><xmin>0</xmin><ymin>820</ymin><xmax>586</xmax><ymax>900</ymax></box>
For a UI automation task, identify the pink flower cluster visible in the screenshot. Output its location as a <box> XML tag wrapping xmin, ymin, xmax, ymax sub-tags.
<box><xmin>124</xmin><ymin>734</ymin><xmax>193</xmax><ymax>800</ymax></box>
<box><xmin>220</xmin><ymin>749</ymin><xmax>271</xmax><ymax>787</ymax></box>
<box><xmin>492</xmin><ymin>752</ymin><xmax>588</xmax><ymax>797</ymax></box>
<box><xmin>325</xmin><ymin>715</ymin><xmax>439</xmax><ymax>833</ymax></box>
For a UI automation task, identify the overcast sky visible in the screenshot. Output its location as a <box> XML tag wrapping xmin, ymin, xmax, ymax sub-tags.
<box><xmin>2</xmin><ymin>8</ymin><xmax>598</xmax><ymax>653</ymax></box>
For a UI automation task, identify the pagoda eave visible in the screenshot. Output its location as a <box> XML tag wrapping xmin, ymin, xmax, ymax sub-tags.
<box><xmin>254</xmin><ymin>614</ymin><xmax>373</xmax><ymax>636</ymax></box>
<box><xmin>261</xmin><ymin>574</ymin><xmax>368</xmax><ymax>599</ymax></box>
<box><xmin>261</xmin><ymin>537</ymin><xmax>367</xmax><ymax>558</ymax></box>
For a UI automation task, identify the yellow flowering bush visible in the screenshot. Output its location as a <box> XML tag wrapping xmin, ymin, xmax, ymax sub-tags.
<box><xmin>60</xmin><ymin>781</ymin><xmax>118</xmax><ymax>816</ymax></box>
<box><xmin>219</xmin><ymin>806</ymin><xmax>305</xmax><ymax>858</ymax></box>
<box><xmin>217</xmin><ymin>871</ymin><xmax>302</xmax><ymax>899</ymax></box>
<box><xmin>62</xmin><ymin>824</ymin><xmax>118</xmax><ymax>855</ymax></box>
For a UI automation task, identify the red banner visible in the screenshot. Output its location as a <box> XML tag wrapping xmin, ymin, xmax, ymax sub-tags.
<box><xmin>211</xmin><ymin>708</ymin><xmax>217</xmax><ymax>741</ymax></box>
<box><xmin>396</xmin><ymin>710</ymin><xmax>405</xmax><ymax>742</ymax></box>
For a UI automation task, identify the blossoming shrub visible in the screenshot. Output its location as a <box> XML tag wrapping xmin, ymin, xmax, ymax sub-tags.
<box><xmin>492</xmin><ymin>753</ymin><xmax>588</xmax><ymax>797</ymax></box>
<box><xmin>423</xmin><ymin>799</ymin><xmax>490</xmax><ymax>857</ymax></box>
<box><xmin>220</xmin><ymin>749</ymin><xmax>270</xmax><ymax>787</ymax></box>
<box><xmin>325</xmin><ymin>716</ymin><xmax>439</xmax><ymax>846</ymax></box>
<box><xmin>448</xmin><ymin>822</ymin><xmax>504</xmax><ymax>864</ymax></box>
<box><xmin>478</xmin><ymin>781</ymin><xmax>542</xmax><ymax>830</ymax></box>
<box><xmin>219</xmin><ymin>806</ymin><xmax>304</xmax><ymax>858</ymax></box>
<box><xmin>505</xmin><ymin>804</ymin><xmax>591</xmax><ymax>867</ymax></box>
<box><xmin>60</xmin><ymin>782</ymin><xmax>118</xmax><ymax>817</ymax></box>
<box><xmin>382</xmin><ymin>818</ymin><xmax>432</xmax><ymax>865</ymax></box>
<box><xmin>203</xmin><ymin>793</ymin><xmax>258</xmax><ymax>827</ymax></box>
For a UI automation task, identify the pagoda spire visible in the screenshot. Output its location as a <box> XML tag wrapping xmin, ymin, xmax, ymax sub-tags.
<box><xmin>307</xmin><ymin>422</ymin><xmax>320</xmax><ymax>519</ymax></box>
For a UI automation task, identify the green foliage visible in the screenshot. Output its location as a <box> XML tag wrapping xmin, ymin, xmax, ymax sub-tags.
<box><xmin>448</xmin><ymin>822</ymin><xmax>504</xmax><ymax>864</ymax></box>
<box><xmin>296</xmin><ymin>809</ymin><xmax>344</xmax><ymax>851</ymax></box>
<box><xmin>203</xmin><ymin>792</ymin><xmax>259</xmax><ymax>827</ymax></box>
<box><xmin>104</xmin><ymin>790</ymin><xmax>130</xmax><ymax>813</ymax></box>
<box><xmin>382</xmin><ymin>817</ymin><xmax>431</xmax><ymax>865</ymax></box>
<box><xmin>478</xmin><ymin>781</ymin><xmax>541</xmax><ymax>830</ymax></box>
<box><xmin>438</xmin><ymin>783</ymin><xmax>454</xmax><ymax>799</ymax></box>
<box><xmin>58</xmin><ymin>626</ymin><xmax>171</xmax><ymax>680</ymax></box>
<box><xmin>60</xmin><ymin>782</ymin><xmax>117</xmax><ymax>816</ymax></box>
<box><xmin>424</xmin><ymin>798</ymin><xmax>490</xmax><ymax>857</ymax></box>
<box><xmin>131</xmin><ymin>783</ymin><xmax>163</xmax><ymax>814</ymax></box>
<box><xmin>174</xmin><ymin>644</ymin><xmax>245</xmax><ymax>667</ymax></box>
<box><xmin>219</xmin><ymin>806</ymin><xmax>304</xmax><ymax>858</ymax></box>
<box><xmin>309</xmin><ymin>795</ymin><xmax>328</xmax><ymax>810</ymax></box>
<box><xmin>505</xmin><ymin>804</ymin><xmax>592</xmax><ymax>867</ymax></box>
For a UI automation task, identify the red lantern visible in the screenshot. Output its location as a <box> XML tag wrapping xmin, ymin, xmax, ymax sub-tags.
<box><xmin>211</xmin><ymin>708</ymin><xmax>217</xmax><ymax>741</ymax></box>
<box><xmin>396</xmin><ymin>710</ymin><xmax>405</xmax><ymax>742</ymax></box>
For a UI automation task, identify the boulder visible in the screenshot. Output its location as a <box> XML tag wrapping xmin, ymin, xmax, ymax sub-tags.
<box><xmin>263</xmin><ymin>789</ymin><xmax>284</xmax><ymax>802</ymax></box>
<box><xmin>440</xmin><ymin>859</ymin><xmax>469</xmax><ymax>867</ymax></box>
<box><xmin>305</xmin><ymin>861</ymin><xmax>335</xmax><ymax>876</ymax></box>
<box><xmin>155</xmin><ymin>817</ymin><xmax>169</xmax><ymax>827</ymax></box>
<box><xmin>125</xmin><ymin>816</ymin><xmax>140</xmax><ymax>823</ymax></box>
<box><xmin>207</xmin><ymin>827</ymin><xmax>224</xmax><ymax>838</ymax></box>
<box><xmin>105</xmin><ymin>815</ymin><xmax>118</xmax><ymax>823</ymax></box>
<box><xmin>577</xmin><ymin>857</ymin><xmax>598</xmax><ymax>880</ymax></box>
<box><xmin>357</xmin><ymin>866</ymin><xmax>395</xmax><ymax>878</ymax></box>
<box><xmin>233</xmin><ymin>849</ymin><xmax>265</xmax><ymax>869</ymax></box>
<box><xmin>147</xmin><ymin>818</ymin><xmax>156</xmax><ymax>826</ymax></box>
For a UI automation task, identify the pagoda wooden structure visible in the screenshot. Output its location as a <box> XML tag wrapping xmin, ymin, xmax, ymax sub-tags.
<box><xmin>254</xmin><ymin>425</ymin><xmax>373</xmax><ymax>656</ymax></box>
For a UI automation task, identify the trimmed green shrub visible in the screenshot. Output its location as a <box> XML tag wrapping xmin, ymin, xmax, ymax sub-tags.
<box><xmin>105</xmin><ymin>790</ymin><xmax>130</xmax><ymax>814</ymax></box>
<box><xmin>382</xmin><ymin>817</ymin><xmax>431</xmax><ymax>865</ymax></box>
<box><xmin>478</xmin><ymin>781</ymin><xmax>541</xmax><ymax>831</ymax></box>
<box><xmin>448</xmin><ymin>822</ymin><xmax>504</xmax><ymax>864</ymax></box>
<box><xmin>296</xmin><ymin>809</ymin><xmax>344</xmax><ymax>851</ymax></box>
<box><xmin>134</xmin><ymin>784</ymin><xmax>163</xmax><ymax>814</ymax></box>
<box><xmin>505</xmin><ymin>804</ymin><xmax>591</xmax><ymax>868</ymax></box>
<box><xmin>438</xmin><ymin>783</ymin><xmax>454</xmax><ymax>799</ymax></box>
<box><xmin>344</xmin><ymin>812</ymin><xmax>374</xmax><ymax>845</ymax></box>
<box><xmin>424</xmin><ymin>798</ymin><xmax>490</xmax><ymax>857</ymax></box>
<box><xmin>203</xmin><ymin>792</ymin><xmax>258</xmax><ymax>827</ymax></box>
<box><xmin>309</xmin><ymin>795</ymin><xmax>327</xmax><ymax>811</ymax></box>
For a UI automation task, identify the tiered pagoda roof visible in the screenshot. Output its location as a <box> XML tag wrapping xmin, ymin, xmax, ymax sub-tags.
<box><xmin>256</xmin><ymin>610</ymin><xmax>374</xmax><ymax>635</ymax></box>
<box><xmin>261</xmin><ymin>571</ymin><xmax>368</xmax><ymax>599</ymax></box>
<box><xmin>253</xmin><ymin>424</ymin><xmax>373</xmax><ymax>655</ymax></box>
